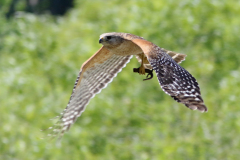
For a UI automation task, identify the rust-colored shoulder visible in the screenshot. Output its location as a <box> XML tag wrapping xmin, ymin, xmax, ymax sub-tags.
<box><xmin>131</xmin><ymin>38</ymin><xmax>157</xmax><ymax>58</ymax></box>
<box><xmin>76</xmin><ymin>46</ymin><xmax>112</xmax><ymax>87</ymax></box>
<box><xmin>81</xmin><ymin>46</ymin><xmax>111</xmax><ymax>71</ymax></box>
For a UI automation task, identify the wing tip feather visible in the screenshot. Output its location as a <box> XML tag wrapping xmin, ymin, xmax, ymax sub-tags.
<box><xmin>188</xmin><ymin>104</ymin><xmax>208</xmax><ymax>113</ymax></box>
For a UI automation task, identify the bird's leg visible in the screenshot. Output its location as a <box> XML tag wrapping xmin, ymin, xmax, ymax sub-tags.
<box><xmin>138</xmin><ymin>53</ymin><xmax>145</xmax><ymax>75</ymax></box>
<box><xmin>133</xmin><ymin>53</ymin><xmax>153</xmax><ymax>80</ymax></box>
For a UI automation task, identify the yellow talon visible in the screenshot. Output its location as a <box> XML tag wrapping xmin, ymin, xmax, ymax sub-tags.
<box><xmin>133</xmin><ymin>53</ymin><xmax>154</xmax><ymax>80</ymax></box>
<box><xmin>139</xmin><ymin>65</ymin><xmax>145</xmax><ymax>75</ymax></box>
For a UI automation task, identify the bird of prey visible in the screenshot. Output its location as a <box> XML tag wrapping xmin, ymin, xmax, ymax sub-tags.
<box><xmin>48</xmin><ymin>32</ymin><xmax>207</xmax><ymax>138</ymax></box>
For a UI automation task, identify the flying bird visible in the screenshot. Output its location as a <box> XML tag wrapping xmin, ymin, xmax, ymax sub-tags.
<box><xmin>48</xmin><ymin>32</ymin><xmax>207</xmax><ymax>138</ymax></box>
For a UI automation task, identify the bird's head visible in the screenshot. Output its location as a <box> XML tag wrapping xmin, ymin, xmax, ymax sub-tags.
<box><xmin>99</xmin><ymin>33</ymin><xmax>124</xmax><ymax>47</ymax></box>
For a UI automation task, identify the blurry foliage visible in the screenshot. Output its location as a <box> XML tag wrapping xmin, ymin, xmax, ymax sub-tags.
<box><xmin>2</xmin><ymin>0</ymin><xmax>74</xmax><ymax>18</ymax></box>
<box><xmin>1</xmin><ymin>0</ymin><xmax>240</xmax><ymax>160</ymax></box>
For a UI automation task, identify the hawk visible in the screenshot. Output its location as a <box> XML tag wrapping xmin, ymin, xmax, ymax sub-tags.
<box><xmin>48</xmin><ymin>32</ymin><xmax>207</xmax><ymax>138</ymax></box>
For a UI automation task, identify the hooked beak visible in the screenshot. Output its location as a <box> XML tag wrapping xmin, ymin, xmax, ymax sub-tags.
<box><xmin>99</xmin><ymin>38</ymin><xmax>103</xmax><ymax>44</ymax></box>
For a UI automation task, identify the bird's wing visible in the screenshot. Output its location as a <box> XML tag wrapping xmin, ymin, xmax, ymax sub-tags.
<box><xmin>164</xmin><ymin>50</ymin><xmax>187</xmax><ymax>64</ymax></box>
<box><xmin>132</xmin><ymin>38</ymin><xmax>207</xmax><ymax>112</ymax></box>
<box><xmin>48</xmin><ymin>46</ymin><xmax>132</xmax><ymax>138</ymax></box>
<box><xmin>135</xmin><ymin>50</ymin><xmax>186</xmax><ymax>69</ymax></box>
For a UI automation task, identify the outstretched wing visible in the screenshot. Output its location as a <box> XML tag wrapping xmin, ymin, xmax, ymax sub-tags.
<box><xmin>132</xmin><ymin>39</ymin><xmax>207</xmax><ymax>112</ymax></box>
<box><xmin>48</xmin><ymin>46</ymin><xmax>132</xmax><ymax>138</ymax></box>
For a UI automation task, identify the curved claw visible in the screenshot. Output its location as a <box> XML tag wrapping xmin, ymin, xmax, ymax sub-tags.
<box><xmin>143</xmin><ymin>69</ymin><xmax>153</xmax><ymax>81</ymax></box>
<box><xmin>133</xmin><ymin>67</ymin><xmax>153</xmax><ymax>81</ymax></box>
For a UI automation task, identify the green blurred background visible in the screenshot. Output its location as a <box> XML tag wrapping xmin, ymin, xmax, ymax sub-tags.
<box><xmin>1</xmin><ymin>0</ymin><xmax>240</xmax><ymax>159</ymax></box>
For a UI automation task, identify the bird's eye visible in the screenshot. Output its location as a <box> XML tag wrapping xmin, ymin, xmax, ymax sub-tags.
<box><xmin>106</xmin><ymin>36</ymin><xmax>111</xmax><ymax>40</ymax></box>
